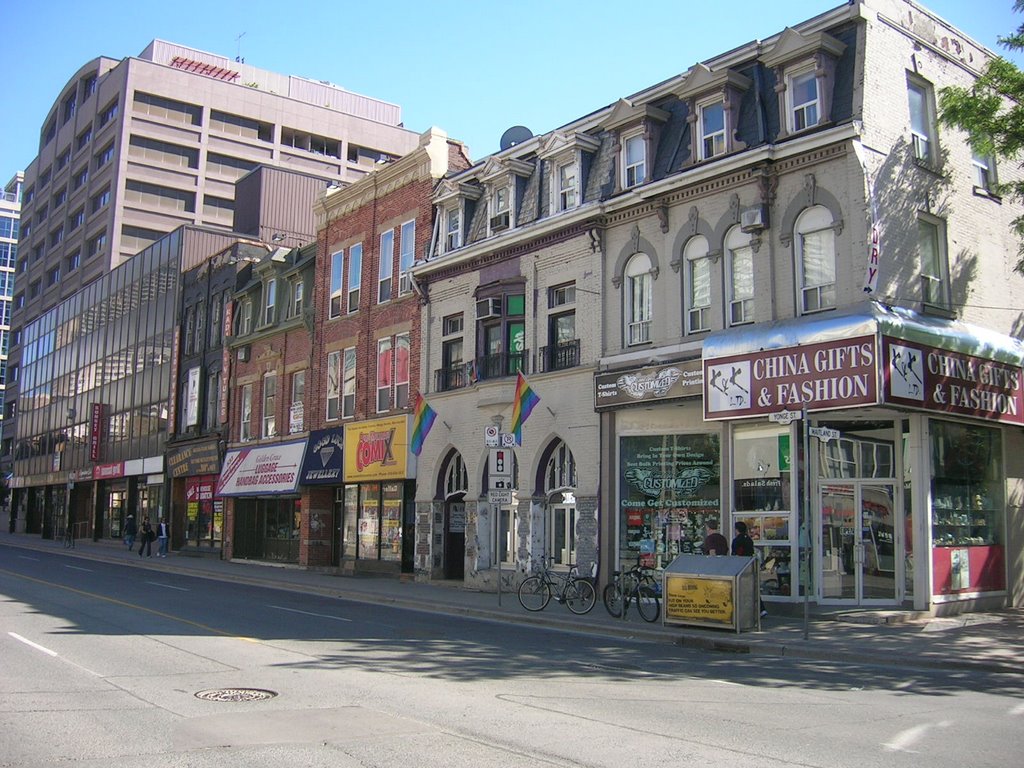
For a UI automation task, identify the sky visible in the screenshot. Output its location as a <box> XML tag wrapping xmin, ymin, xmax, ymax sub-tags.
<box><xmin>2</xmin><ymin>0</ymin><xmax>1022</xmax><ymax>177</ymax></box>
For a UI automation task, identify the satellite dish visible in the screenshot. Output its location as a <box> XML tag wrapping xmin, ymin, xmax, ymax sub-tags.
<box><xmin>499</xmin><ymin>125</ymin><xmax>533</xmax><ymax>151</ymax></box>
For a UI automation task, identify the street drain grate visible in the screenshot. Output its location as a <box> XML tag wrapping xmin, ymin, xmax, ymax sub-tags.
<box><xmin>194</xmin><ymin>688</ymin><xmax>278</xmax><ymax>702</ymax></box>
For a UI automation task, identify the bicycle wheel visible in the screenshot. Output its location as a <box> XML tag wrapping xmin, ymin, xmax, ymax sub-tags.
<box><xmin>635</xmin><ymin>585</ymin><xmax>661</xmax><ymax>623</ymax></box>
<box><xmin>564</xmin><ymin>578</ymin><xmax>596</xmax><ymax>615</ymax></box>
<box><xmin>602</xmin><ymin>581</ymin><xmax>624</xmax><ymax>617</ymax></box>
<box><xmin>518</xmin><ymin>576</ymin><xmax>551</xmax><ymax>611</ymax></box>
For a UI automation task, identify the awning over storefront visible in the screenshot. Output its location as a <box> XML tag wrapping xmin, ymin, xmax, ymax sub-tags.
<box><xmin>216</xmin><ymin>440</ymin><xmax>306</xmax><ymax>496</ymax></box>
<box><xmin>703</xmin><ymin>301</ymin><xmax>1024</xmax><ymax>424</ymax></box>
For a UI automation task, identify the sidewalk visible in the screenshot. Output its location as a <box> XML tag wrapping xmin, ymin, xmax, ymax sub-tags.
<box><xmin>2</xmin><ymin>531</ymin><xmax>1022</xmax><ymax>676</ymax></box>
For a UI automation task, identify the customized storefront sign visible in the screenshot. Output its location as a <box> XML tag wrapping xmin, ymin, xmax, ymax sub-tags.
<box><xmin>344</xmin><ymin>415</ymin><xmax>411</xmax><ymax>482</ymax></box>
<box><xmin>704</xmin><ymin>335</ymin><xmax>878</xmax><ymax>420</ymax></box>
<box><xmin>300</xmin><ymin>427</ymin><xmax>345</xmax><ymax>484</ymax></box>
<box><xmin>595</xmin><ymin>359</ymin><xmax>703</xmax><ymax>410</ymax></box>
<box><xmin>883</xmin><ymin>337</ymin><xmax>1024</xmax><ymax>425</ymax></box>
<box><xmin>216</xmin><ymin>440</ymin><xmax>306</xmax><ymax>496</ymax></box>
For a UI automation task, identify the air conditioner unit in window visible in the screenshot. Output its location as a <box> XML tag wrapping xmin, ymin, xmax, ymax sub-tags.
<box><xmin>489</xmin><ymin>212</ymin><xmax>510</xmax><ymax>231</ymax></box>
<box><xmin>237</xmin><ymin>345</ymin><xmax>250</xmax><ymax>362</ymax></box>
<box><xmin>740</xmin><ymin>206</ymin><xmax>768</xmax><ymax>233</ymax></box>
<box><xmin>476</xmin><ymin>297</ymin><xmax>502</xmax><ymax>320</ymax></box>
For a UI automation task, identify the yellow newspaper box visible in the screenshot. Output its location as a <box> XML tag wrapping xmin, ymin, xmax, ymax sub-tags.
<box><xmin>662</xmin><ymin>554</ymin><xmax>760</xmax><ymax>633</ymax></box>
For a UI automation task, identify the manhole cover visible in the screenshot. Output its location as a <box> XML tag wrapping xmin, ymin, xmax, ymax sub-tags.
<box><xmin>194</xmin><ymin>688</ymin><xmax>278</xmax><ymax>702</ymax></box>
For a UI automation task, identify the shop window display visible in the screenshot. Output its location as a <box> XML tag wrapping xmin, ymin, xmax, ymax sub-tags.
<box><xmin>732</xmin><ymin>423</ymin><xmax>793</xmax><ymax>596</ymax></box>
<box><xmin>930</xmin><ymin>420</ymin><xmax>1004</xmax><ymax>595</ymax></box>
<box><xmin>618</xmin><ymin>433</ymin><xmax>721</xmax><ymax>570</ymax></box>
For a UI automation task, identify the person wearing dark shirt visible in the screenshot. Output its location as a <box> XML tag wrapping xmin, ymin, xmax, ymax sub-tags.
<box><xmin>701</xmin><ymin>520</ymin><xmax>729</xmax><ymax>556</ymax></box>
<box><xmin>732</xmin><ymin>520</ymin><xmax>767</xmax><ymax>617</ymax></box>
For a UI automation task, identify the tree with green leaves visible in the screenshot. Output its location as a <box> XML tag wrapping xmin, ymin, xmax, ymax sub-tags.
<box><xmin>939</xmin><ymin>1</ymin><xmax>1024</xmax><ymax>273</ymax></box>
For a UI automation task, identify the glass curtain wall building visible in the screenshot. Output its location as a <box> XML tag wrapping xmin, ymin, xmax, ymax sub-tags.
<box><xmin>12</xmin><ymin>230</ymin><xmax>180</xmax><ymax>540</ymax></box>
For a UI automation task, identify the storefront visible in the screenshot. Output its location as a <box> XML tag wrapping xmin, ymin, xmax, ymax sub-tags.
<box><xmin>702</xmin><ymin>302</ymin><xmax>1024</xmax><ymax>612</ymax></box>
<box><xmin>299</xmin><ymin>426</ymin><xmax>346</xmax><ymax>568</ymax></box>
<box><xmin>217</xmin><ymin>440</ymin><xmax>306</xmax><ymax>563</ymax></box>
<box><xmin>341</xmin><ymin>415</ymin><xmax>416</xmax><ymax>575</ymax></box>
<box><xmin>166</xmin><ymin>440</ymin><xmax>224</xmax><ymax>552</ymax></box>
<box><xmin>92</xmin><ymin>460</ymin><xmax>164</xmax><ymax>541</ymax></box>
<box><xmin>596</xmin><ymin>358</ymin><xmax>724</xmax><ymax>578</ymax></box>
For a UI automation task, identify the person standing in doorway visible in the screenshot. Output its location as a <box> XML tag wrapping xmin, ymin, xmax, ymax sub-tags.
<box><xmin>701</xmin><ymin>519</ymin><xmax>729</xmax><ymax>556</ymax></box>
<box><xmin>124</xmin><ymin>514</ymin><xmax>137</xmax><ymax>551</ymax></box>
<box><xmin>732</xmin><ymin>520</ymin><xmax>767</xmax><ymax>617</ymax></box>
<box><xmin>156</xmin><ymin>518</ymin><xmax>169</xmax><ymax>557</ymax></box>
<box><xmin>138</xmin><ymin>517</ymin><xmax>154</xmax><ymax>557</ymax></box>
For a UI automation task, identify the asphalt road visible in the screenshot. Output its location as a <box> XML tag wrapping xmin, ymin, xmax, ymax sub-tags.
<box><xmin>1</xmin><ymin>547</ymin><xmax>1022</xmax><ymax>767</ymax></box>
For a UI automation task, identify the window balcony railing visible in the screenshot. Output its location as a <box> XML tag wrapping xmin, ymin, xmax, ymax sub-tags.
<box><xmin>539</xmin><ymin>339</ymin><xmax>580</xmax><ymax>372</ymax></box>
<box><xmin>434</xmin><ymin>364</ymin><xmax>469</xmax><ymax>393</ymax></box>
<box><xmin>477</xmin><ymin>349</ymin><xmax>529</xmax><ymax>381</ymax></box>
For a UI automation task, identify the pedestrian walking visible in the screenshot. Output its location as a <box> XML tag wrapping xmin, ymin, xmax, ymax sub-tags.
<box><xmin>124</xmin><ymin>514</ymin><xmax>137</xmax><ymax>550</ymax></box>
<box><xmin>700</xmin><ymin>519</ymin><xmax>729</xmax><ymax>556</ymax></box>
<box><xmin>138</xmin><ymin>517</ymin><xmax>154</xmax><ymax>557</ymax></box>
<box><xmin>156</xmin><ymin>518</ymin><xmax>169</xmax><ymax>557</ymax></box>
<box><xmin>732</xmin><ymin>520</ymin><xmax>767</xmax><ymax>617</ymax></box>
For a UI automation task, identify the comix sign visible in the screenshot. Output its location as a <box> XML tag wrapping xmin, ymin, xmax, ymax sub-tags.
<box><xmin>704</xmin><ymin>336</ymin><xmax>878</xmax><ymax>420</ymax></box>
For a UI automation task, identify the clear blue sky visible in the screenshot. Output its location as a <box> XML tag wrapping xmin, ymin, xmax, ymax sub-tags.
<box><xmin>2</xmin><ymin>0</ymin><xmax>1021</xmax><ymax>177</ymax></box>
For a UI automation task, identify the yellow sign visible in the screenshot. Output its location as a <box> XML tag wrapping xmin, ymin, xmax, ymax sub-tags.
<box><xmin>344</xmin><ymin>415</ymin><xmax>411</xmax><ymax>481</ymax></box>
<box><xmin>664</xmin><ymin>575</ymin><xmax>734</xmax><ymax>625</ymax></box>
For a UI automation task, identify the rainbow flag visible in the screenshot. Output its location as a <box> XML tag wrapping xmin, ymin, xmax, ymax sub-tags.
<box><xmin>410</xmin><ymin>393</ymin><xmax>437</xmax><ymax>456</ymax></box>
<box><xmin>510</xmin><ymin>372</ymin><xmax>541</xmax><ymax>445</ymax></box>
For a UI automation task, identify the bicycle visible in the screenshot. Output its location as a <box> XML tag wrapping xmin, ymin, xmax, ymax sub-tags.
<box><xmin>518</xmin><ymin>558</ymin><xmax>597</xmax><ymax>615</ymax></box>
<box><xmin>603</xmin><ymin>556</ymin><xmax>660</xmax><ymax>623</ymax></box>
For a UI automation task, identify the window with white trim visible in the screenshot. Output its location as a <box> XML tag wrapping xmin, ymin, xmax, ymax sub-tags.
<box><xmin>239</xmin><ymin>383</ymin><xmax>252</xmax><ymax>441</ymax></box>
<box><xmin>788</xmin><ymin>67</ymin><xmax>819</xmax><ymax>132</ymax></box>
<box><xmin>239</xmin><ymin>299</ymin><xmax>252</xmax><ymax>335</ymax></box>
<box><xmin>624</xmin><ymin>253</ymin><xmax>653</xmax><ymax>346</ymax></box>
<box><xmin>445</xmin><ymin>207</ymin><xmax>461</xmax><ymax>251</ymax></box>
<box><xmin>725</xmin><ymin>227</ymin><xmax>753</xmax><ymax>326</ymax></box>
<box><xmin>395</xmin><ymin>333</ymin><xmax>410</xmax><ymax>409</ymax></box>
<box><xmin>796</xmin><ymin>206</ymin><xmax>837</xmax><ymax>314</ymax></box>
<box><xmin>378</xmin><ymin>230</ymin><xmax>394</xmax><ymax>303</ymax></box>
<box><xmin>263</xmin><ymin>278</ymin><xmax>276</xmax><ymax>325</ymax></box>
<box><xmin>376</xmin><ymin>337</ymin><xmax>393</xmax><ymax>412</ymax></box>
<box><xmin>918</xmin><ymin>214</ymin><xmax>949</xmax><ymax>309</ymax></box>
<box><xmin>326</xmin><ymin>350</ymin><xmax>341</xmax><ymax>420</ymax></box>
<box><xmin>291</xmin><ymin>277</ymin><xmax>304</xmax><ymax>317</ymax></box>
<box><xmin>685</xmin><ymin>236</ymin><xmax>711</xmax><ymax>334</ymax></box>
<box><xmin>489</xmin><ymin>186</ymin><xmax>510</xmax><ymax>233</ymax></box>
<box><xmin>290</xmin><ymin>371</ymin><xmax>305</xmax><ymax>433</ymax></box>
<box><xmin>545</xmin><ymin>440</ymin><xmax>578</xmax><ymax>566</ymax></box>
<box><xmin>262</xmin><ymin>372</ymin><xmax>277</xmax><ymax>438</ymax></box>
<box><xmin>399</xmin><ymin>220</ymin><xmax>415</xmax><ymax>294</ymax></box>
<box><xmin>557</xmin><ymin>162</ymin><xmax>577</xmax><ymax>211</ymax></box>
<box><xmin>908</xmin><ymin>78</ymin><xmax>937</xmax><ymax>165</ymax></box>
<box><xmin>348</xmin><ymin>243</ymin><xmax>362</xmax><ymax>312</ymax></box>
<box><xmin>329</xmin><ymin>249</ymin><xmax>344</xmax><ymax>317</ymax></box>
<box><xmin>699</xmin><ymin>99</ymin><xmax>726</xmax><ymax>160</ymax></box>
<box><xmin>342</xmin><ymin>347</ymin><xmax>356</xmax><ymax>418</ymax></box>
<box><xmin>623</xmin><ymin>133</ymin><xmax>646</xmax><ymax>188</ymax></box>
<box><xmin>972</xmin><ymin>146</ymin><xmax>996</xmax><ymax>192</ymax></box>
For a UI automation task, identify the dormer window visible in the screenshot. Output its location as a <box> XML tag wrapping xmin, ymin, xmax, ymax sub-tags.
<box><xmin>791</xmin><ymin>69</ymin><xmax>819</xmax><ymax>131</ymax></box>
<box><xmin>445</xmin><ymin>207</ymin><xmax>461</xmax><ymax>251</ymax></box>
<box><xmin>761</xmin><ymin>28</ymin><xmax>845</xmax><ymax>140</ymax></box>
<box><xmin>490</xmin><ymin>186</ymin><xmax>510</xmax><ymax>232</ymax></box>
<box><xmin>699</xmin><ymin>99</ymin><xmax>726</xmax><ymax>160</ymax></box>
<box><xmin>558</xmin><ymin>163</ymin><xmax>577</xmax><ymax>211</ymax></box>
<box><xmin>623</xmin><ymin>133</ymin><xmax>646</xmax><ymax>188</ymax></box>
<box><xmin>677</xmin><ymin>64</ymin><xmax>751</xmax><ymax>165</ymax></box>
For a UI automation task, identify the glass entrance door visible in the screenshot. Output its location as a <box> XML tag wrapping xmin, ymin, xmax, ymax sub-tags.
<box><xmin>820</xmin><ymin>482</ymin><xmax>897</xmax><ymax>603</ymax></box>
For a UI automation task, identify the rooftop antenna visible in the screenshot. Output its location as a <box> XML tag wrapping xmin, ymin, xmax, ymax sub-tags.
<box><xmin>235</xmin><ymin>32</ymin><xmax>246</xmax><ymax>63</ymax></box>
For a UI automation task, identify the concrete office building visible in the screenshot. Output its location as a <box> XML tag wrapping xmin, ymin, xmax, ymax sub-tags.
<box><xmin>5</xmin><ymin>41</ymin><xmax>419</xmax><ymax>537</ymax></box>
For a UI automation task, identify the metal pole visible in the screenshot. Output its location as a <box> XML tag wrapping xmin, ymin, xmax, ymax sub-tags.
<box><xmin>802</xmin><ymin>405</ymin><xmax>810</xmax><ymax>640</ymax></box>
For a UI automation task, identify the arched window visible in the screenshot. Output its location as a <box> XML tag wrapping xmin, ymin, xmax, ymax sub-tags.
<box><xmin>795</xmin><ymin>206</ymin><xmax>836</xmax><ymax>314</ymax></box>
<box><xmin>444</xmin><ymin>452</ymin><xmax>468</xmax><ymax>499</ymax></box>
<box><xmin>684</xmin><ymin>236</ymin><xmax>711</xmax><ymax>334</ymax></box>
<box><xmin>624</xmin><ymin>253</ymin><xmax>653</xmax><ymax>346</ymax></box>
<box><xmin>544</xmin><ymin>440</ymin><xmax>577</xmax><ymax>566</ymax></box>
<box><xmin>725</xmin><ymin>226</ymin><xmax>754</xmax><ymax>326</ymax></box>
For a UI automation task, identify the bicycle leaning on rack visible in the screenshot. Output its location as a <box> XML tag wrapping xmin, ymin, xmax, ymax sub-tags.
<box><xmin>603</xmin><ymin>555</ymin><xmax>660</xmax><ymax>622</ymax></box>
<box><xmin>517</xmin><ymin>557</ymin><xmax>597</xmax><ymax>614</ymax></box>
